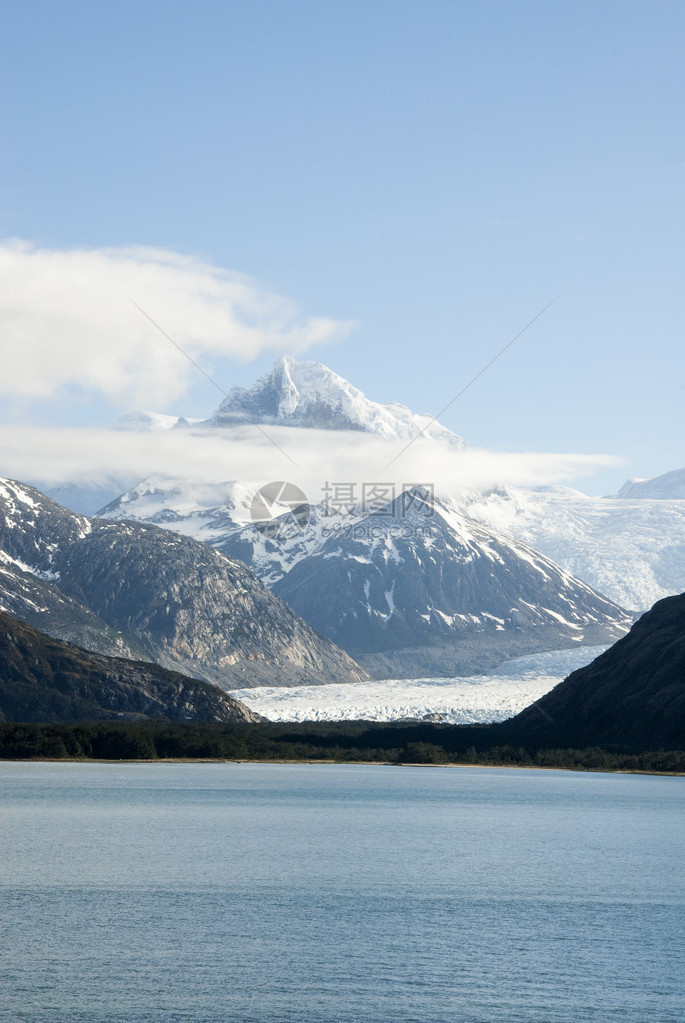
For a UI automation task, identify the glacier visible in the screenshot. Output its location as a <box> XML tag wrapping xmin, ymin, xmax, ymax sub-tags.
<box><xmin>229</xmin><ymin>646</ymin><xmax>609</xmax><ymax>723</ymax></box>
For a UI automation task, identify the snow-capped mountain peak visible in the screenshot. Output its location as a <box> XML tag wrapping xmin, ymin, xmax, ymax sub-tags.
<box><xmin>207</xmin><ymin>356</ymin><xmax>466</xmax><ymax>445</ymax></box>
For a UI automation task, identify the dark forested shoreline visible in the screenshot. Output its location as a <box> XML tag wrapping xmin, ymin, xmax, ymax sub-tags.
<box><xmin>1</xmin><ymin>720</ymin><xmax>683</xmax><ymax>774</ymax></box>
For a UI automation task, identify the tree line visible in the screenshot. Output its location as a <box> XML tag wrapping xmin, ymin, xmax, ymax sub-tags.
<box><xmin>0</xmin><ymin>720</ymin><xmax>683</xmax><ymax>774</ymax></box>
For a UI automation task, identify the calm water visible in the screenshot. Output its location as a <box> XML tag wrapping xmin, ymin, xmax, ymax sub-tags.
<box><xmin>1</xmin><ymin>763</ymin><xmax>683</xmax><ymax>1023</ymax></box>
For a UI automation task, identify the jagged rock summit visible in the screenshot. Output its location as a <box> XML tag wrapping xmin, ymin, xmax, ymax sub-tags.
<box><xmin>206</xmin><ymin>355</ymin><xmax>466</xmax><ymax>445</ymax></box>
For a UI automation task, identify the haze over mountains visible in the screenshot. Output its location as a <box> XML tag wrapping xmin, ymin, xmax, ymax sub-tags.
<box><xmin>40</xmin><ymin>358</ymin><xmax>685</xmax><ymax>614</ymax></box>
<box><xmin>90</xmin><ymin>358</ymin><xmax>685</xmax><ymax>613</ymax></box>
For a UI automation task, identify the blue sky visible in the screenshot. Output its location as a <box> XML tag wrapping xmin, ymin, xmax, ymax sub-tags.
<box><xmin>1</xmin><ymin>0</ymin><xmax>683</xmax><ymax>495</ymax></box>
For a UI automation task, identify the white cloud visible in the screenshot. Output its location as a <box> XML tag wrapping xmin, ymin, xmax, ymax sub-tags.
<box><xmin>0</xmin><ymin>422</ymin><xmax>623</xmax><ymax>505</ymax></box>
<box><xmin>0</xmin><ymin>244</ymin><xmax>623</xmax><ymax>504</ymax></box>
<box><xmin>0</xmin><ymin>240</ymin><xmax>353</xmax><ymax>406</ymax></box>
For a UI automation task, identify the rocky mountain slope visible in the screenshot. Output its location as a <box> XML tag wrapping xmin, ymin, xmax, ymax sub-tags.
<box><xmin>0</xmin><ymin>479</ymin><xmax>369</xmax><ymax>689</ymax></box>
<box><xmin>270</xmin><ymin>489</ymin><xmax>632</xmax><ymax>677</ymax></box>
<box><xmin>505</xmin><ymin>592</ymin><xmax>685</xmax><ymax>750</ymax></box>
<box><xmin>0</xmin><ymin>610</ymin><xmax>262</xmax><ymax>723</ymax></box>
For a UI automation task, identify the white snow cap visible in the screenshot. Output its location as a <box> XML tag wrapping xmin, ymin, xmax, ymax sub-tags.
<box><xmin>617</xmin><ymin>468</ymin><xmax>685</xmax><ymax>500</ymax></box>
<box><xmin>212</xmin><ymin>355</ymin><xmax>467</xmax><ymax>446</ymax></box>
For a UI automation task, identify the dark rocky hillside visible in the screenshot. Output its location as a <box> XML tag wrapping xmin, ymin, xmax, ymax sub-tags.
<box><xmin>0</xmin><ymin>611</ymin><xmax>263</xmax><ymax>723</ymax></box>
<box><xmin>505</xmin><ymin>592</ymin><xmax>685</xmax><ymax>750</ymax></box>
<box><xmin>0</xmin><ymin>479</ymin><xmax>369</xmax><ymax>689</ymax></box>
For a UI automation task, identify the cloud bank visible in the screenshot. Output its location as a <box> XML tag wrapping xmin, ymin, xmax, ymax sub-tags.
<box><xmin>0</xmin><ymin>238</ymin><xmax>622</xmax><ymax>506</ymax></box>
<box><xmin>0</xmin><ymin>423</ymin><xmax>623</xmax><ymax>508</ymax></box>
<box><xmin>0</xmin><ymin>240</ymin><xmax>353</xmax><ymax>407</ymax></box>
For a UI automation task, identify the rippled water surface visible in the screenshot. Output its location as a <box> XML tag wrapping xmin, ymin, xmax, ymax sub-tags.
<box><xmin>1</xmin><ymin>762</ymin><xmax>683</xmax><ymax>1023</ymax></box>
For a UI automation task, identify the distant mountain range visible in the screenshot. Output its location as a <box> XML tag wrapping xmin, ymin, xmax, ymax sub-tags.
<box><xmin>99</xmin><ymin>477</ymin><xmax>632</xmax><ymax>678</ymax></box>
<box><xmin>0</xmin><ymin>611</ymin><xmax>262</xmax><ymax>724</ymax></box>
<box><xmin>38</xmin><ymin>358</ymin><xmax>685</xmax><ymax>607</ymax></box>
<box><xmin>28</xmin><ymin>357</ymin><xmax>685</xmax><ymax>673</ymax></box>
<box><xmin>97</xmin><ymin>360</ymin><xmax>685</xmax><ymax>613</ymax></box>
<box><xmin>0</xmin><ymin>479</ymin><xmax>368</xmax><ymax>689</ymax></box>
<box><xmin>506</xmin><ymin>591</ymin><xmax>685</xmax><ymax>750</ymax></box>
<box><xmin>39</xmin><ymin>356</ymin><xmax>465</xmax><ymax>514</ymax></box>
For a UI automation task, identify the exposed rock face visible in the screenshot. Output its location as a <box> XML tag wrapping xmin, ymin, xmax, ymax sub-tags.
<box><xmin>506</xmin><ymin>592</ymin><xmax>685</xmax><ymax>750</ymax></box>
<box><xmin>271</xmin><ymin>490</ymin><xmax>632</xmax><ymax>678</ymax></box>
<box><xmin>0</xmin><ymin>610</ymin><xmax>263</xmax><ymax>723</ymax></box>
<box><xmin>0</xmin><ymin>556</ymin><xmax>147</xmax><ymax>659</ymax></box>
<box><xmin>0</xmin><ymin>479</ymin><xmax>369</xmax><ymax>689</ymax></box>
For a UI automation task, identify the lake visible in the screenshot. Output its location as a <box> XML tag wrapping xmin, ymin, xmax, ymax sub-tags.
<box><xmin>1</xmin><ymin>762</ymin><xmax>683</xmax><ymax>1023</ymax></box>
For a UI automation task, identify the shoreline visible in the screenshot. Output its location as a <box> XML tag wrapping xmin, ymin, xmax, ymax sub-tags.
<box><xmin>2</xmin><ymin>757</ymin><xmax>683</xmax><ymax>776</ymax></box>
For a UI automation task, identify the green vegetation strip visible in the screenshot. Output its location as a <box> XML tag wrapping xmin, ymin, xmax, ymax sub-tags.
<box><xmin>0</xmin><ymin>721</ymin><xmax>683</xmax><ymax>774</ymax></box>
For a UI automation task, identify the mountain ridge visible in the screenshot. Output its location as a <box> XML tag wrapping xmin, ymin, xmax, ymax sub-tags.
<box><xmin>0</xmin><ymin>479</ymin><xmax>369</xmax><ymax>689</ymax></box>
<box><xmin>269</xmin><ymin>487</ymin><xmax>632</xmax><ymax>677</ymax></box>
<box><xmin>616</xmin><ymin>468</ymin><xmax>685</xmax><ymax>500</ymax></box>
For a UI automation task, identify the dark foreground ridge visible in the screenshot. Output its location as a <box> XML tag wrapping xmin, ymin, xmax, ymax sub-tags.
<box><xmin>0</xmin><ymin>611</ymin><xmax>262</xmax><ymax>724</ymax></box>
<box><xmin>503</xmin><ymin>591</ymin><xmax>685</xmax><ymax>750</ymax></box>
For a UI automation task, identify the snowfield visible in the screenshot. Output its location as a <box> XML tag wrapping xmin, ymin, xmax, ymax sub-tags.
<box><xmin>230</xmin><ymin>646</ymin><xmax>608</xmax><ymax>723</ymax></box>
<box><xmin>460</xmin><ymin>485</ymin><xmax>685</xmax><ymax>611</ymax></box>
